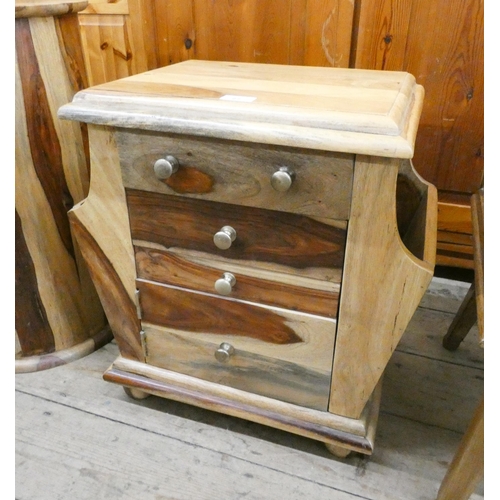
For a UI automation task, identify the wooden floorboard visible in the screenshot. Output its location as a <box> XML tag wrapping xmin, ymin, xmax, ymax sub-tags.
<box><xmin>15</xmin><ymin>277</ymin><xmax>484</xmax><ymax>500</ymax></box>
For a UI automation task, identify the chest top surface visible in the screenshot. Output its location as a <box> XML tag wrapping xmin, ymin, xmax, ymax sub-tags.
<box><xmin>58</xmin><ymin>60</ymin><xmax>424</xmax><ymax>158</ymax></box>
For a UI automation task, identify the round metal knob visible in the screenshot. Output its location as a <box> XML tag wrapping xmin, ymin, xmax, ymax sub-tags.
<box><xmin>153</xmin><ymin>155</ymin><xmax>179</xmax><ymax>180</ymax></box>
<box><xmin>215</xmin><ymin>342</ymin><xmax>235</xmax><ymax>362</ymax></box>
<box><xmin>214</xmin><ymin>272</ymin><xmax>236</xmax><ymax>296</ymax></box>
<box><xmin>213</xmin><ymin>226</ymin><xmax>236</xmax><ymax>250</ymax></box>
<box><xmin>271</xmin><ymin>166</ymin><xmax>295</xmax><ymax>192</ymax></box>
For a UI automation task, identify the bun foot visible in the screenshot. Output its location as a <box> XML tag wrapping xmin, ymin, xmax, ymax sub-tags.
<box><xmin>123</xmin><ymin>386</ymin><xmax>150</xmax><ymax>400</ymax></box>
<box><xmin>325</xmin><ymin>443</ymin><xmax>352</xmax><ymax>458</ymax></box>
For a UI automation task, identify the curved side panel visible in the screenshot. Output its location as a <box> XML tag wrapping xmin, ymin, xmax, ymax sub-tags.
<box><xmin>69</xmin><ymin>124</ymin><xmax>143</xmax><ymax>362</ymax></box>
<box><xmin>329</xmin><ymin>155</ymin><xmax>436</xmax><ymax>418</ymax></box>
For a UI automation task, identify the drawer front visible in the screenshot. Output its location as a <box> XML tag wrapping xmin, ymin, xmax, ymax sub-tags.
<box><xmin>138</xmin><ymin>280</ymin><xmax>336</xmax><ymax>411</ymax></box>
<box><xmin>135</xmin><ymin>246</ymin><xmax>340</xmax><ymax>318</ymax></box>
<box><xmin>127</xmin><ymin>189</ymin><xmax>347</xmax><ymax>285</ymax></box>
<box><xmin>117</xmin><ymin>129</ymin><xmax>354</xmax><ymax>220</ymax></box>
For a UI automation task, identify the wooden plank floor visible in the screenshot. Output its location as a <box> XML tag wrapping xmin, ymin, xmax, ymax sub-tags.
<box><xmin>15</xmin><ymin>277</ymin><xmax>484</xmax><ymax>500</ymax></box>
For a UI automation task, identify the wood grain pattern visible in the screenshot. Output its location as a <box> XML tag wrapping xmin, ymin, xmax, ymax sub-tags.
<box><xmin>438</xmin><ymin>193</ymin><xmax>473</xmax><ymax>234</ymax></box>
<box><xmin>72</xmin><ymin>2</ymin><xmax>480</xmax><ymax>270</ymax></box>
<box><xmin>138</xmin><ymin>278</ymin><xmax>337</xmax><ymax>409</ymax></box>
<box><xmin>105</xmin><ymin>355</ymin><xmax>381</xmax><ymax>455</ymax></box>
<box><xmin>80</xmin><ymin>0</ymin><xmax>128</xmax><ymax>15</ymax></box>
<box><xmin>59</xmin><ymin>60</ymin><xmax>424</xmax><ymax>158</ymax></box>
<box><xmin>15</xmin><ymin>326</ymin><xmax>112</xmax><ymax>373</ymax></box>
<box><xmin>70</xmin><ymin>215</ymin><xmax>142</xmax><ymax>361</ymax></box>
<box><xmin>353</xmin><ymin>0</ymin><xmax>483</xmax><ymax>195</ymax></box>
<box><xmin>78</xmin><ymin>1</ymin><xmax>158</xmax><ymax>86</ymax></box>
<box><xmin>154</xmin><ymin>1</ymin><xmax>195</xmax><ymax>67</ymax></box>
<box><xmin>329</xmin><ymin>156</ymin><xmax>436</xmax><ymax>418</ymax></box>
<box><xmin>126</xmin><ymin>189</ymin><xmax>347</xmax><ymax>281</ymax></box>
<box><xmin>16</xmin><ymin>0</ymin><xmax>89</xmax><ymax>18</ymax></box>
<box><xmin>192</xmin><ymin>0</ymin><xmax>291</xmax><ymax>64</ymax></box>
<box><xmin>135</xmin><ymin>246</ymin><xmax>340</xmax><ymax>318</ymax></box>
<box><xmin>139</xmin><ymin>280</ymin><xmax>307</xmax><ymax>345</ymax></box>
<box><xmin>299</xmin><ymin>0</ymin><xmax>355</xmax><ymax>68</ymax></box>
<box><xmin>16</xmin><ymin>17</ymin><xmax>75</xmax><ymax>257</ymax></box>
<box><xmin>15</xmin><ymin>11</ymin><xmax>106</xmax><ymax>367</ymax></box>
<box><xmin>116</xmin><ymin>129</ymin><xmax>354</xmax><ymax>221</ymax></box>
<box><xmin>150</xmin><ymin>0</ymin><xmax>353</xmax><ymax>68</ymax></box>
<box><xmin>15</xmin><ymin>210</ymin><xmax>55</xmax><ymax>357</ymax></box>
<box><xmin>143</xmin><ymin>323</ymin><xmax>333</xmax><ymax>411</ymax></box>
<box><xmin>435</xmin><ymin>193</ymin><xmax>474</xmax><ymax>266</ymax></box>
<box><xmin>15</xmin><ymin>280</ymin><xmax>484</xmax><ymax>498</ymax></box>
<box><xmin>67</xmin><ymin>125</ymin><xmax>142</xmax><ymax>360</ymax></box>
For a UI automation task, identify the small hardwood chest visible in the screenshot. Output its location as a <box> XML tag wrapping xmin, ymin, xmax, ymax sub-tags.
<box><xmin>59</xmin><ymin>60</ymin><xmax>437</xmax><ymax>456</ymax></box>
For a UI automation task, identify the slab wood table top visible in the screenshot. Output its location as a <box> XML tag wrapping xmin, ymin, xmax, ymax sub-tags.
<box><xmin>58</xmin><ymin>60</ymin><xmax>438</xmax><ymax>456</ymax></box>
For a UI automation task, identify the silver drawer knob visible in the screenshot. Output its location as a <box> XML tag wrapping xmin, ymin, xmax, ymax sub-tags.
<box><xmin>215</xmin><ymin>272</ymin><xmax>236</xmax><ymax>296</ymax></box>
<box><xmin>215</xmin><ymin>342</ymin><xmax>235</xmax><ymax>362</ymax></box>
<box><xmin>213</xmin><ymin>226</ymin><xmax>236</xmax><ymax>250</ymax></box>
<box><xmin>271</xmin><ymin>166</ymin><xmax>295</xmax><ymax>192</ymax></box>
<box><xmin>153</xmin><ymin>155</ymin><xmax>179</xmax><ymax>180</ymax></box>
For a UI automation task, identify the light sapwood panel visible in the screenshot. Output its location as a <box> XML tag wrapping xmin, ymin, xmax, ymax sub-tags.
<box><xmin>67</xmin><ymin>125</ymin><xmax>143</xmax><ymax>362</ymax></box>
<box><xmin>329</xmin><ymin>157</ymin><xmax>437</xmax><ymax>418</ymax></box>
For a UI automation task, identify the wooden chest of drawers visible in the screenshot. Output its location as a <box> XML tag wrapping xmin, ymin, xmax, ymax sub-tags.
<box><xmin>59</xmin><ymin>60</ymin><xmax>437</xmax><ymax>456</ymax></box>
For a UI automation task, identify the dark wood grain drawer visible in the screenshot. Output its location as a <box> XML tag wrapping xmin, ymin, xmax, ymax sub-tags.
<box><xmin>117</xmin><ymin>129</ymin><xmax>354</xmax><ymax>220</ymax></box>
<box><xmin>127</xmin><ymin>189</ymin><xmax>347</xmax><ymax>286</ymax></box>
<box><xmin>137</xmin><ymin>279</ymin><xmax>337</xmax><ymax>411</ymax></box>
<box><xmin>135</xmin><ymin>246</ymin><xmax>340</xmax><ymax>318</ymax></box>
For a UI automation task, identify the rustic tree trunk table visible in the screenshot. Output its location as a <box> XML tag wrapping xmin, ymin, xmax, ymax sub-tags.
<box><xmin>15</xmin><ymin>0</ymin><xmax>110</xmax><ymax>373</ymax></box>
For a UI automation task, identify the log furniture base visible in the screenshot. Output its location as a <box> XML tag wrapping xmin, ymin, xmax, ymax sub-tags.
<box><xmin>59</xmin><ymin>61</ymin><xmax>437</xmax><ymax>457</ymax></box>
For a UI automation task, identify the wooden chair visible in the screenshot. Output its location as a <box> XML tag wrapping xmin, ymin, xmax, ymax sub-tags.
<box><xmin>437</xmin><ymin>188</ymin><xmax>484</xmax><ymax>500</ymax></box>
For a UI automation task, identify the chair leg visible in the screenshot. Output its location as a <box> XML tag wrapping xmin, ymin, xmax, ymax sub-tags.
<box><xmin>436</xmin><ymin>398</ymin><xmax>484</xmax><ymax>500</ymax></box>
<box><xmin>443</xmin><ymin>284</ymin><xmax>477</xmax><ymax>351</ymax></box>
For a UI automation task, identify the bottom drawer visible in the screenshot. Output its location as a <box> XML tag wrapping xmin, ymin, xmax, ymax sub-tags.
<box><xmin>138</xmin><ymin>279</ymin><xmax>337</xmax><ymax>411</ymax></box>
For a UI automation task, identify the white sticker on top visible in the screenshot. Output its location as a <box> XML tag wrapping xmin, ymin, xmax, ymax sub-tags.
<box><xmin>220</xmin><ymin>95</ymin><xmax>257</xmax><ymax>103</ymax></box>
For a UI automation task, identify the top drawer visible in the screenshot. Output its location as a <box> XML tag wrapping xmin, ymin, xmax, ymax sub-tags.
<box><xmin>116</xmin><ymin>129</ymin><xmax>354</xmax><ymax>220</ymax></box>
